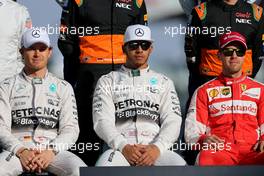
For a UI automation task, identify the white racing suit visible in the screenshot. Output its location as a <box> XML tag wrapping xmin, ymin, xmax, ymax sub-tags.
<box><xmin>0</xmin><ymin>0</ymin><xmax>32</xmax><ymax>82</ymax></box>
<box><xmin>93</xmin><ymin>66</ymin><xmax>186</xmax><ymax>166</ymax></box>
<box><xmin>0</xmin><ymin>71</ymin><xmax>86</xmax><ymax>176</ymax></box>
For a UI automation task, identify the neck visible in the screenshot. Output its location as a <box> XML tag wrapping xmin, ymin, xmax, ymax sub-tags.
<box><xmin>124</xmin><ymin>63</ymin><xmax>148</xmax><ymax>70</ymax></box>
<box><xmin>24</xmin><ymin>68</ymin><xmax>47</xmax><ymax>78</ymax></box>
<box><xmin>223</xmin><ymin>0</ymin><xmax>238</xmax><ymax>5</ymax></box>
<box><xmin>223</xmin><ymin>71</ymin><xmax>242</xmax><ymax>78</ymax></box>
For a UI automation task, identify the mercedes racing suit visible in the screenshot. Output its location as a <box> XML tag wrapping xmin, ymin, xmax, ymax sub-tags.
<box><xmin>185</xmin><ymin>74</ymin><xmax>264</xmax><ymax>165</ymax></box>
<box><xmin>93</xmin><ymin>66</ymin><xmax>186</xmax><ymax>166</ymax></box>
<box><xmin>185</xmin><ymin>0</ymin><xmax>264</xmax><ymax>98</ymax></box>
<box><xmin>0</xmin><ymin>0</ymin><xmax>32</xmax><ymax>82</ymax></box>
<box><xmin>57</xmin><ymin>0</ymin><xmax>148</xmax><ymax>166</ymax></box>
<box><xmin>0</xmin><ymin>71</ymin><xmax>86</xmax><ymax>175</ymax></box>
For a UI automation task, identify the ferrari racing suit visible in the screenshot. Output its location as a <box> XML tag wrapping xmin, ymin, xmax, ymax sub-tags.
<box><xmin>185</xmin><ymin>74</ymin><xmax>264</xmax><ymax>165</ymax></box>
<box><xmin>93</xmin><ymin>66</ymin><xmax>186</xmax><ymax>166</ymax></box>
<box><xmin>0</xmin><ymin>0</ymin><xmax>32</xmax><ymax>82</ymax></box>
<box><xmin>0</xmin><ymin>71</ymin><xmax>86</xmax><ymax>175</ymax></box>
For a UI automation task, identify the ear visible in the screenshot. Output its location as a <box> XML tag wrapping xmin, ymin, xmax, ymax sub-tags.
<box><xmin>122</xmin><ymin>45</ymin><xmax>127</xmax><ymax>54</ymax></box>
<box><xmin>48</xmin><ymin>47</ymin><xmax>53</xmax><ymax>60</ymax></box>
<box><xmin>19</xmin><ymin>48</ymin><xmax>24</xmax><ymax>55</ymax></box>
<box><xmin>149</xmin><ymin>45</ymin><xmax>153</xmax><ymax>54</ymax></box>
<box><xmin>217</xmin><ymin>50</ymin><xmax>224</xmax><ymax>62</ymax></box>
<box><xmin>217</xmin><ymin>50</ymin><xmax>221</xmax><ymax>59</ymax></box>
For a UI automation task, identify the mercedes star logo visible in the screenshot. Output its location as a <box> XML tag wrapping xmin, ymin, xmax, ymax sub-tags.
<box><xmin>32</xmin><ymin>30</ymin><xmax>41</xmax><ymax>38</ymax></box>
<box><xmin>135</xmin><ymin>28</ymin><xmax>144</xmax><ymax>37</ymax></box>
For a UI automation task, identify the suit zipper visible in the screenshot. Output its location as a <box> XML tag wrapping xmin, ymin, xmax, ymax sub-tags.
<box><xmin>133</xmin><ymin>76</ymin><xmax>138</xmax><ymax>143</ymax></box>
<box><xmin>32</xmin><ymin>80</ymin><xmax>39</xmax><ymax>144</ymax></box>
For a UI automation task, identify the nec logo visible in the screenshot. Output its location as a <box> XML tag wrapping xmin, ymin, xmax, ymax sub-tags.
<box><xmin>116</xmin><ymin>2</ymin><xmax>131</xmax><ymax>10</ymax></box>
<box><xmin>236</xmin><ymin>18</ymin><xmax>251</xmax><ymax>24</ymax></box>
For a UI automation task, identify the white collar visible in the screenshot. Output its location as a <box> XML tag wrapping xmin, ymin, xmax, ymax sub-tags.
<box><xmin>120</xmin><ymin>65</ymin><xmax>150</xmax><ymax>77</ymax></box>
<box><xmin>0</xmin><ymin>0</ymin><xmax>6</xmax><ymax>7</ymax></box>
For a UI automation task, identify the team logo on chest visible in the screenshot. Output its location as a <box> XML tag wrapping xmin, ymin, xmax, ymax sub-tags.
<box><xmin>116</xmin><ymin>0</ymin><xmax>132</xmax><ymax>10</ymax></box>
<box><xmin>149</xmin><ymin>77</ymin><xmax>158</xmax><ymax>85</ymax></box>
<box><xmin>209</xmin><ymin>89</ymin><xmax>219</xmax><ymax>99</ymax></box>
<box><xmin>15</xmin><ymin>84</ymin><xmax>26</xmax><ymax>93</ymax></box>
<box><xmin>235</xmin><ymin>12</ymin><xmax>252</xmax><ymax>24</ymax></box>
<box><xmin>242</xmin><ymin>88</ymin><xmax>261</xmax><ymax>99</ymax></box>
<box><xmin>240</xmin><ymin>84</ymin><xmax>247</xmax><ymax>92</ymax></box>
<box><xmin>207</xmin><ymin>86</ymin><xmax>232</xmax><ymax>102</ymax></box>
<box><xmin>221</xmin><ymin>87</ymin><xmax>231</xmax><ymax>96</ymax></box>
<box><xmin>49</xmin><ymin>83</ymin><xmax>57</xmax><ymax>93</ymax></box>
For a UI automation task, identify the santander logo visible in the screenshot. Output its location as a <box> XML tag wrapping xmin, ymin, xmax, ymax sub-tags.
<box><xmin>209</xmin><ymin>100</ymin><xmax>257</xmax><ymax>117</ymax></box>
<box><xmin>209</xmin><ymin>105</ymin><xmax>220</xmax><ymax>115</ymax></box>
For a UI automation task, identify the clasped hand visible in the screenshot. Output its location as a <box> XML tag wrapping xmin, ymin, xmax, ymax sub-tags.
<box><xmin>122</xmin><ymin>144</ymin><xmax>160</xmax><ymax>166</ymax></box>
<box><xmin>17</xmin><ymin>148</ymin><xmax>55</xmax><ymax>173</ymax></box>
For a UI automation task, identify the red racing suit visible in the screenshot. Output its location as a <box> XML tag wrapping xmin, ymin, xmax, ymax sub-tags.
<box><xmin>185</xmin><ymin>74</ymin><xmax>264</xmax><ymax>165</ymax></box>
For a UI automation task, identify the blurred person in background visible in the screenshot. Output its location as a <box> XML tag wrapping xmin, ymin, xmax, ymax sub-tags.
<box><xmin>259</xmin><ymin>0</ymin><xmax>264</xmax><ymax>8</ymax></box>
<box><xmin>179</xmin><ymin>0</ymin><xmax>207</xmax><ymax>20</ymax></box>
<box><xmin>56</xmin><ymin>0</ymin><xmax>148</xmax><ymax>166</ymax></box>
<box><xmin>185</xmin><ymin>32</ymin><xmax>264</xmax><ymax>165</ymax></box>
<box><xmin>179</xmin><ymin>0</ymin><xmax>261</xmax><ymax>20</ymax></box>
<box><xmin>93</xmin><ymin>25</ymin><xmax>186</xmax><ymax>166</ymax></box>
<box><xmin>249</xmin><ymin>0</ymin><xmax>263</xmax><ymax>5</ymax></box>
<box><xmin>0</xmin><ymin>0</ymin><xmax>31</xmax><ymax>82</ymax></box>
<box><xmin>0</xmin><ymin>29</ymin><xmax>86</xmax><ymax>175</ymax></box>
